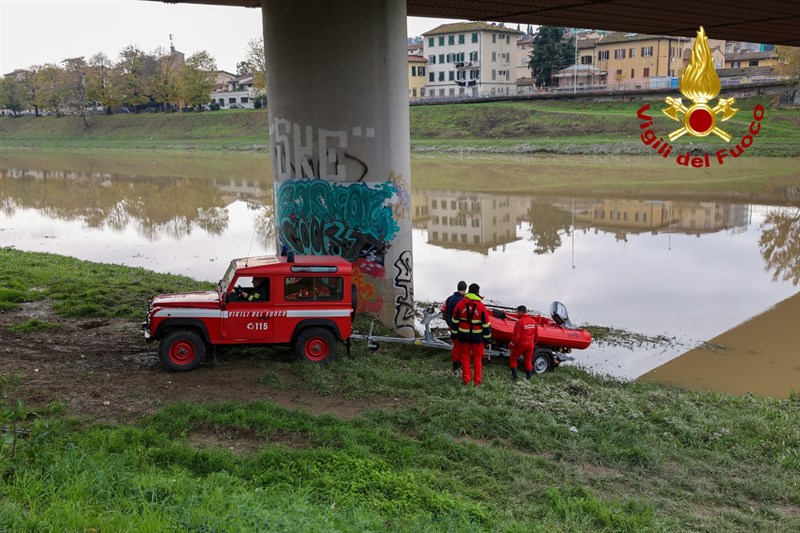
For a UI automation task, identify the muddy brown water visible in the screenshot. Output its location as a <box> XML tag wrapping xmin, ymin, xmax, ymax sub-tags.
<box><xmin>1</xmin><ymin>151</ymin><xmax>798</xmax><ymax>397</ymax></box>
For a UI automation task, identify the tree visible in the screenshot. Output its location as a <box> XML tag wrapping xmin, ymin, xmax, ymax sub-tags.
<box><xmin>529</xmin><ymin>26</ymin><xmax>575</xmax><ymax>87</ymax></box>
<box><xmin>61</xmin><ymin>57</ymin><xmax>91</xmax><ymax>126</ymax></box>
<box><xmin>246</xmin><ymin>36</ymin><xmax>267</xmax><ymax>94</ymax></box>
<box><xmin>236</xmin><ymin>61</ymin><xmax>249</xmax><ymax>77</ymax></box>
<box><xmin>0</xmin><ymin>75</ymin><xmax>27</xmax><ymax>116</ymax></box>
<box><xmin>179</xmin><ymin>50</ymin><xmax>217</xmax><ymax>110</ymax></box>
<box><xmin>113</xmin><ymin>45</ymin><xmax>149</xmax><ymax>111</ymax></box>
<box><xmin>21</xmin><ymin>67</ymin><xmax>43</xmax><ymax>116</ymax></box>
<box><xmin>34</xmin><ymin>63</ymin><xmax>66</xmax><ymax>116</ymax></box>
<box><xmin>147</xmin><ymin>47</ymin><xmax>181</xmax><ymax>111</ymax></box>
<box><xmin>86</xmin><ymin>53</ymin><xmax>117</xmax><ymax>113</ymax></box>
<box><xmin>775</xmin><ymin>45</ymin><xmax>800</xmax><ymax>84</ymax></box>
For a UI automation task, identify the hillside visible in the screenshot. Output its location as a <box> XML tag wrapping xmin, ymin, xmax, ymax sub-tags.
<box><xmin>2</xmin><ymin>96</ymin><xmax>798</xmax><ymax>156</ymax></box>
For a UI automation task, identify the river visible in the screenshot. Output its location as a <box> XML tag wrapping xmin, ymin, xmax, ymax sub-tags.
<box><xmin>1</xmin><ymin>150</ymin><xmax>798</xmax><ymax>396</ymax></box>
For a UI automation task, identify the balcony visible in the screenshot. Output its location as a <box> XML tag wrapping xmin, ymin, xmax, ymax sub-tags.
<box><xmin>455</xmin><ymin>60</ymin><xmax>479</xmax><ymax>69</ymax></box>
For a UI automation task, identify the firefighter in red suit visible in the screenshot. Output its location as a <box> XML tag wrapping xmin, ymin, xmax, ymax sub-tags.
<box><xmin>443</xmin><ymin>280</ymin><xmax>467</xmax><ymax>373</ymax></box>
<box><xmin>509</xmin><ymin>305</ymin><xmax>538</xmax><ymax>380</ymax></box>
<box><xmin>450</xmin><ymin>283</ymin><xmax>492</xmax><ymax>386</ymax></box>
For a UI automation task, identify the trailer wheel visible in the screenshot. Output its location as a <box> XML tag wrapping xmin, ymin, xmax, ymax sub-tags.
<box><xmin>296</xmin><ymin>327</ymin><xmax>337</xmax><ymax>364</ymax></box>
<box><xmin>160</xmin><ymin>330</ymin><xmax>205</xmax><ymax>372</ymax></box>
<box><xmin>533</xmin><ymin>348</ymin><xmax>554</xmax><ymax>374</ymax></box>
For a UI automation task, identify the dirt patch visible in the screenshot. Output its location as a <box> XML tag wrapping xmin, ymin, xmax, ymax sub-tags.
<box><xmin>0</xmin><ymin>301</ymin><xmax>401</xmax><ymax>425</ymax></box>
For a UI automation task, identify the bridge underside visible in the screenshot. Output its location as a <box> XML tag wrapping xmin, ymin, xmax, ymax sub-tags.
<box><xmin>150</xmin><ymin>0</ymin><xmax>800</xmax><ymax>46</ymax></box>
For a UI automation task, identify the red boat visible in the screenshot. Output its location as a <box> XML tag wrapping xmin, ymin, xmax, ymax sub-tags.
<box><xmin>487</xmin><ymin>301</ymin><xmax>592</xmax><ymax>351</ymax></box>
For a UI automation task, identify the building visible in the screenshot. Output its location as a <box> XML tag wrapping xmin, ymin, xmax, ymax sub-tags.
<box><xmin>552</xmin><ymin>64</ymin><xmax>605</xmax><ymax>91</ymax></box>
<box><xmin>515</xmin><ymin>36</ymin><xmax>533</xmax><ymax>81</ymax></box>
<box><xmin>724</xmin><ymin>50</ymin><xmax>780</xmax><ymax>70</ymax></box>
<box><xmin>594</xmin><ymin>32</ymin><xmax>691</xmax><ymax>90</ymax></box>
<box><xmin>407</xmin><ymin>55</ymin><xmax>428</xmax><ymax>98</ymax></box>
<box><xmin>422</xmin><ymin>22</ymin><xmax>522</xmax><ymax>98</ymax></box>
<box><xmin>210</xmin><ymin>73</ymin><xmax>259</xmax><ymax>109</ymax></box>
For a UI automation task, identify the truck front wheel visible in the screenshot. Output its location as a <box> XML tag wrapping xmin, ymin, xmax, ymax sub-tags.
<box><xmin>160</xmin><ymin>330</ymin><xmax>205</xmax><ymax>372</ymax></box>
<box><xmin>296</xmin><ymin>328</ymin><xmax>337</xmax><ymax>364</ymax></box>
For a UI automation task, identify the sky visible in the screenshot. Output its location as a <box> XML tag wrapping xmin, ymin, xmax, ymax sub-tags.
<box><xmin>0</xmin><ymin>0</ymin><xmax>465</xmax><ymax>75</ymax></box>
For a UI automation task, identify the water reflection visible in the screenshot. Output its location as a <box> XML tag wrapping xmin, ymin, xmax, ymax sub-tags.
<box><xmin>1</xmin><ymin>155</ymin><xmax>798</xmax><ymax>387</ymax></box>
<box><xmin>1</xmin><ymin>165</ymin><xmax>274</xmax><ymax>247</ymax></box>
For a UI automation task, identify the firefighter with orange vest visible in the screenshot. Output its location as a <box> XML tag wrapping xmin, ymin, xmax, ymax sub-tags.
<box><xmin>450</xmin><ymin>283</ymin><xmax>492</xmax><ymax>386</ymax></box>
<box><xmin>509</xmin><ymin>305</ymin><xmax>538</xmax><ymax>381</ymax></box>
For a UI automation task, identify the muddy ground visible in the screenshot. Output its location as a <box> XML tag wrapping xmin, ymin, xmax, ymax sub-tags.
<box><xmin>0</xmin><ymin>301</ymin><xmax>401</xmax><ymax>425</ymax></box>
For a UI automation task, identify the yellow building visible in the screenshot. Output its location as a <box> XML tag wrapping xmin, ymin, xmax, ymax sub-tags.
<box><xmin>593</xmin><ymin>32</ymin><xmax>691</xmax><ymax>90</ymax></box>
<box><xmin>407</xmin><ymin>55</ymin><xmax>428</xmax><ymax>98</ymax></box>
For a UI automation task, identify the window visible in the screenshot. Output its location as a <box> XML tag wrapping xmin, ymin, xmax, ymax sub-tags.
<box><xmin>438</xmin><ymin>72</ymin><xmax>444</xmax><ymax>81</ymax></box>
<box><xmin>492</xmin><ymin>51</ymin><xmax>497</xmax><ymax>62</ymax></box>
<box><xmin>429</xmin><ymin>72</ymin><xmax>434</xmax><ymax>82</ymax></box>
<box><xmin>428</xmin><ymin>37</ymin><xmax>434</xmax><ymax>47</ymax></box>
<box><xmin>241</xmin><ymin>97</ymin><xmax>248</xmax><ymax>103</ymax></box>
<box><xmin>492</xmin><ymin>69</ymin><xmax>496</xmax><ymax>80</ymax></box>
<box><xmin>642</xmin><ymin>46</ymin><xmax>653</xmax><ymax>57</ymax></box>
<box><xmin>428</xmin><ymin>55</ymin><xmax>436</xmax><ymax>64</ymax></box>
<box><xmin>431</xmin><ymin>199</ymin><xmax>437</xmax><ymax>208</ymax></box>
<box><xmin>492</xmin><ymin>34</ymin><xmax>496</xmax><ymax>43</ymax></box>
<box><xmin>439</xmin><ymin>54</ymin><xmax>444</xmax><ymax>64</ymax></box>
<box><xmin>615</xmin><ymin>49</ymin><xmax>625</xmax><ymax>59</ymax></box>
<box><xmin>635</xmin><ymin>212</ymin><xmax>646</xmax><ymax>222</ymax></box>
<box><xmin>598</xmin><ymin>50</ymin><xmax>609</xmax><ymax>60</ymax></box>
<box><xmin>629</xmin><ymin>48</ymin><xmax>635</xmax><ymax>58</ymax></box>
<box><xmin>581</xmin><ymin>55</ymin><xmax>593</xmax><ymax>65</ymax></box>
<box><xmin>458</xmin><ymin>34</ymin><xmax>465</xmax><ymax>44</ymax></box>
<box><xmin>439</xmin><ymin>88</ymin><xmax>445</xmax><ymax>96</ymax></box>
<box><xmin>731</xmin><ymin>61</ymin><xmax>740</xmax><ymax>68</ymax></box>
<box><xmin>419</xmin><ymin>66</ymin><xmax>425</xmax><ymax>76</ymax></box>
<box><xmin>448</xmin><ymin>35</ymin><xmax>454</xmax><ymax>45</ymax></box>
<box><xmin>643</xmin><ymin>67</ymin><xmax>650</xmax><ymax>77</ymax></box>
<box><xmin>470</xmin><ymin>69</ymin><xmax>480</xmax><ymax>80</ymax></box>
<box><xmin>469</xmin><ymin>51</ymin><xmax>478</xmax><ymax>61</ymax></box>
<box><xmin>749</xmin><ymin>60</ymin><xmax>759</xmax><ymax>66</ymax></box>
<box><xmin>448</xmin><ymin>71</ymin><xmax>454</xmax><ymax>81</ymax></box>
<box><xmin>284</xmin><ymin>276</ymin><xmax>343</xmax><ymax>301</ymax></box>
<box><xmin>472</xmin><ymin>33</ymin><xmax>478</xmax><ymax>43</ymax></box>
<box><xmin>411</xmin><ymin>88</ymin><xmax>417</xmax><ymax>97</ymax></box>
<box><xmin>631</xmin><ymin>68</ymin><xmax>634</xmax><ymax>78</ymax></box>
<box><xmin>438</xmin><ymin>36</ymin><xmax>445</xmax><ymax>46</ymax></box>
<box><xmin>411</xmin><ymin>66</ymin><xmax>417</xmax><ymax>76</ymax></box>
<box><xmin>229</xmin><ymin>97</ymin><xmax>236</xmax><ymax>104</ymax></box>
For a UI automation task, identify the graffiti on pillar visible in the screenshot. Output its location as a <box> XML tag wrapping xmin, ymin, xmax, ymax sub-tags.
<box><xmin>389</xmin><ymin>172</ymin><xmax>411</xmax><ymax>220</ymax></box>
<box><xmin>271</xmin><ymin>116</ymin><xmax>412</xmax><ymax>320</ymax></box>
<box><xmin>392</xmin><ymin>250</ymin><xmax>414</xmax><ymax>332</ymax></box>
<box><xmin>271</xmin><ymin>118</ymin><xmax>373</xmax><ymax>182</ymax></box>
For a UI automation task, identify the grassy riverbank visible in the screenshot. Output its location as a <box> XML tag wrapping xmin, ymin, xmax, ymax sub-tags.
<box><xmin>2</xmin><ymin>96</ymin><xmax>798</xmax><ymax>156</ymax></box>
<box><xmin>1</xmin><ymin>248</ymin><xmax>799</xmax><ymax>531</ymax></box>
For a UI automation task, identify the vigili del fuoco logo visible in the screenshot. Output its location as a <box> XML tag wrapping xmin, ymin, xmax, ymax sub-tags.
<box><xmin>636</xmin><ymin>26</ymin><xmax>765</xmax><ymax>167</ymax></box>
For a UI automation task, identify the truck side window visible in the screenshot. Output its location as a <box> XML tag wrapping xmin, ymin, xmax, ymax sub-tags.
<box><xmin>284</xmin><ymin>277</ymin><xmax>343</xmax><ymax>301</ymax></box>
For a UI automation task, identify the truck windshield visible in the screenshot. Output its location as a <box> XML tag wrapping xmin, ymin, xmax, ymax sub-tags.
<box><xmin>219</xmin><ymin>262</ymin><xmax>237</xmax><ymax>293</ymax></box>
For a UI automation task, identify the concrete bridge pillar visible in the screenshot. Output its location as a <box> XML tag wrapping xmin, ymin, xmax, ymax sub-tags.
<box><xmin>261</xmin><ymin>0</ymin><xmax>414</xmax><ymax>335</ymax></box>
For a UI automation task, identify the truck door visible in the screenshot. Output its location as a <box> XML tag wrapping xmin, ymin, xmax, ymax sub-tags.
<box><xmin>223</xmin><ymin>276</ymin><xmax>276</xmax><ymax>343</ymax></box>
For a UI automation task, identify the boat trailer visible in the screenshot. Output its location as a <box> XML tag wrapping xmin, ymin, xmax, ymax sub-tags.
<box><xmin>352</xmin><ymin>305</ymin><xmax>512</xmax><ymax>359</ymax></box>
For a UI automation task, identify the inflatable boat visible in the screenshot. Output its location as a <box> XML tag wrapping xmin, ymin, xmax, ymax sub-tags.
<box><xmin>487</xmin><ymin>301</ymin><xmax>592</xmax><ymax>351</ymax></box>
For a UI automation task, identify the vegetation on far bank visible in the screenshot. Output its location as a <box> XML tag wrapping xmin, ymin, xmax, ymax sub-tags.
<box><xmin>1</xmin><ymin>248</ymin><xmax>799</xmax><ymax>531</ymax></box>
<box><xmin>1</xmin><ymin>95</ymin><xmax>798</xmax><ymax>156</ymax></box>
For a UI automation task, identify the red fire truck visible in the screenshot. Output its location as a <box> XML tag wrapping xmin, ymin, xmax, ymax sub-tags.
<box><xmin>143</xmin><ymin>255</ymin><xmax>355</xmax><ymax>371</ymax></box>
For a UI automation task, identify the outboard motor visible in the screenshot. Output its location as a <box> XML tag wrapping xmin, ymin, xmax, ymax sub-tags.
<box><xmin>549</xmin><ymin>301</ymin><xmax>575</xmax><ymax>329</ymax></box>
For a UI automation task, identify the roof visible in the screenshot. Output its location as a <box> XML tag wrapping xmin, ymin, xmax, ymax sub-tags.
<box><xmin>724</xmin><ymin>50</ymin><xmax>777</xmax><ymax>61</ymax></box>
<box><xmin>407</xmin><ymin>55</ymin><xmax>428</xmax><ymax>63</ymax></box>
<box><xmin>553</xmin><ymin>64</ymin><xmax>603</xmax><ymax>77</ymax></box>
<box><xmin>423</xmin><ymin>21</ymin><xmax>524</xmax><ymax>36</ymax></box>
<box><xmin>596</xmin><ymin>32</ymin><xmax>690</xmax><ymax>46</ymax></box>
<box><xmin>142</xmin><ymin>1</ymin><xmax>800</xmax><ymax>47</ymax></box>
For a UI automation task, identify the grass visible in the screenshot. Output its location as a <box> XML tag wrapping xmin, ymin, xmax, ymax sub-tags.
<box><xmin>0</xmin><ymin>248</ymin><xmax>212</xmax><ymax>319</ymax></box>
<box><xmin>2</xmin><ymin>95</ymin><xmax>797</xmax><ymax>156</ymax></box>
<box><xmin>0</xmin><ymin>251</ymin><xmax>799</xmax><ymax>531</ymax></box>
